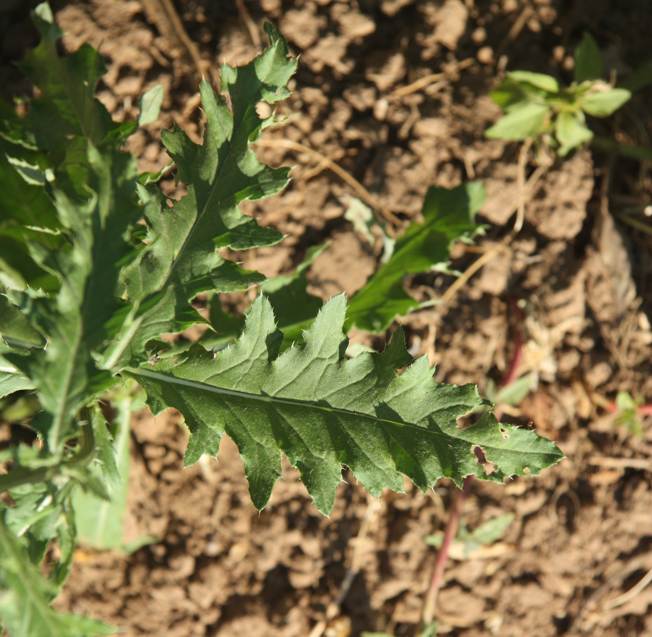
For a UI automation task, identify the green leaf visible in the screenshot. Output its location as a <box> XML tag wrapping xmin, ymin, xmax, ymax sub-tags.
<box><xmin>347</xmin><ymin>182</ymin><xmax>483</xmax><ymax>332</ymax></box>
<box><xmin>613</xmin><ymin>391</ymin><xmax>643</xmax><ymax>437</ymax></box>
<box><xmin>104</xmin><ymin>25</ymin><xmax>297</xmax><ymax>370</ymax></box>
<box><xmin>138</xmin><ymin>84</ymin><xmax>164</xmax><ymax>126</ymax></box>
<box><xmin>0</xmin><ymin>515</ymin><xmax>115</xmax><ymax>637</ymax></box>
<box><xmin>554</xmin><ymin>111</ymin><xmax>593</xmax><ymax>156</ymax></box>
<box><xmin>6</xmin><ymin>142</ymin><xmax>141</xmax><ymax>450</ymax></box>
<box><xmin>0</xmin><ymin>120</ymin><xmax>60</xmax><ymax>290</ymax></box>
<box><xmin>486</xmin><ymin>102</ymin><xmax>550</xmax><ymax>140</ymax></box>
<box><xmin>506</xmin><ymin>71</ymin><xmax>559</xmax><ymax>93</ymax></box>
<box><xmin>0</xmin><ymin>294</ymin><xmax>45</xmax><ymax>349</ymax></box>
<box><xmin>344</xmin><ymin>197</ymin><xmax>377</xmax><ymax>245</ymax></box>
<box><xmin>232</xmin><ymin>183</ymin><xmax>482</xmax><ymax>340</ymax></box>
<box><xmin>574</xmin><ymin>33</ymin><xmax>603</xmax><ymax>82</ymax></box>
<box><xmin>464</xmin><ymin>512</ymin><xmax>514</xmax><ymax>547</ymax></box>
<box><xmin>489</xmin><ymin>79</ymin><xmax>528</xmax><ymax>110</ymax></box>
<box><xmin>493</xmin><ymin>373</ymin><xmax>537</xmax><ymax>406</ymax></box>
<box><xmin>580</xmin><ymin>87</ymin><xmax>631</xmax><ymax>117</ymax></box>
<box><xmin>20</xmin><ymin>3</ymin><xmax>118</xmax><ymax>154</ymax></box>
<box><xmin>73</xmin><ymin>398</ymin><xmax>132</xmax><ymax>549</ymax></box>
<box><xmin>262</xmin><ymin>243</ymin><xmax>328</xmax><ymax>340</ymax></box>
<box><xmin>420</xmin><ymin>624</ymin><xmax>439</xmax><ymax>637</ymax></box>
<box><xmin>0</xmin><ymin>364</ymin><xmax>34</xmax><ymax>399</ymax></box>
<box><xmin>129</xmin><ymin>295</ymin><xmax>563</xmax><ymax>514</ymax></box>
<box><xmin>426</xmin><ymin>512</ymin><xmax>514</xmax><ymax>556</ymax></box>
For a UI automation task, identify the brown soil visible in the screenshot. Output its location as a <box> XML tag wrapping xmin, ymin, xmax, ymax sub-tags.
<box><xmin>6</xmin><ymin>0</ymin><xmax>652</xmax><ymax>635</ymax></box>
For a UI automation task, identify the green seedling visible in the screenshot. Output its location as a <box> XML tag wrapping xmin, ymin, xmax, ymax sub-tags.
<box><xmin>486</xmin><ymin>33</ymin><xmax>631</xmax><ymax>155</ymax></box>
<box><xmin>426</xmin><ymin>513</ymin><xmax>514</xmax><ymax>559</ymax></box>
<box><xmin>612</xmin><ymin>391</ymin><xmax>647</xmax><ymax>437</ymax></box>
<box><xmin>485</xmin><ymin>372</ymin><xmax>537</xmax><ymax>407</ymax></box>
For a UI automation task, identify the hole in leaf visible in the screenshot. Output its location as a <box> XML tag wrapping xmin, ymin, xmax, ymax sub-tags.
<box><xmin>456</xmin><ymin>410</ymin><xmax>484</xmax><ymax>430</ymax></box>
<box><xmin>473</xmin><ymin>445</ymin><xmax>496</xmax><ymax>475</ymax></box>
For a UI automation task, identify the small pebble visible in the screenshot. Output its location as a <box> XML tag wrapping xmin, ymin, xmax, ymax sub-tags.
<box><xmin>553</xmin><ymin>45</ymin><xmax>565</xmax><ymax>62</ymax></box>
<box><xmin>477</xmin><ymin>46</ymin><xmax>494</xmax><ymax>64</ymax></box>
<box><xmin>472</xmin><ymin>27</ymin><xmax>487</xmax><ymax>44</ymax></box>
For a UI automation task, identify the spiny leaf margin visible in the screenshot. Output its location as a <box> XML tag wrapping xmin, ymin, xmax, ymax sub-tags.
<box><xmin>129</xmin><ymin>295</ymin><xmax>563</xmax><ymax>514</ymax></box>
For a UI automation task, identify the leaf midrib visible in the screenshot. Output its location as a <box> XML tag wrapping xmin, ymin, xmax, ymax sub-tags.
<box><xmin>127</xmin><ymin>367</ymin><xmax>558</xmax><ymax>460</ymax></box>
<box><xmin>105</xmin><ymin>100</ymin><xmax>258</xmax><ymax>371</ymax></box>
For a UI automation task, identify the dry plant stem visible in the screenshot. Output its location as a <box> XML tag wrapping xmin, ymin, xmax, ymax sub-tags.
<box><xmin>617</xmin><ymin>213</ymin><xmax>652</xmax><ymax>236</ymax></box>
<box><xmin>309</xmin><ymin>494</ymin><xmax>385</xmax><ymax>637</ymax></box>
<box><xmin>438</xmin><ymin>246</ymin><xmax>504</xmax><ymax>309</ymax></box>
<box><xmin>514</xmin><ymin>138</ymin><xmax>533</xmax><ymax>233</ymax></box>
<box><xmin>421</xmin><ymin>300</ymin><xmax>525</xmax><ymax>625</ymax></box>
<box><xmin>604</xmin><ymin>566</ymin><xmax>652</xmax><ymax>610</ymax></box>
<box><xmin>496</xmin><ymin>4</ymin><xmax>534</xmax><ymax>57</ymax></box>
<box><xmin>255</xmin><ymin>138</ymin><xmax>401</xmax><ymax>225</ymax></box>
<box><xmin>387</xmin><ymin>59</ymin><xmax>475</xmax><ymax>101</ymax></box>
<box><xmin>422</xmin><ymin>477</ymin><xmax>473</xmax><ymax>626</ymax></box>
<box><xmin>154</xmin><ymin>0</ymin><xmax>210</xmax><ymax>83</ymax></box>
<box><xmin>235</xmin><ymin>0</ymin><xmax>261</xmax><ymax>47</ymax></box>
<box><xmin>501</xmin><ymin>299</ymin><xmax>525</xmax><ymax>387</ymax></box>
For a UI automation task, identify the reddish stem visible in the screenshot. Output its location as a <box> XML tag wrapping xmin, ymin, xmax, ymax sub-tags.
<box><xmin>500</xmin><ymin>298</ymin><xmax>525</xmax><ymax>388</ymax></box>
<box><xmin>421</xmin><ymin>477</ymin><xmax>473</xmax><ymax>626</ymax></box>
<box><xmin>420</xmin><ymin>300</ymin><xmax>525</xmax><ymax>629</ymax></box>
<box><xmin>605</xmin><ymin>402</ymin><xmax>652</xmax><ymax>416</ymax></box>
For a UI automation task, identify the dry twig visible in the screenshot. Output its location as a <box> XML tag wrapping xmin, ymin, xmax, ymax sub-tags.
<box><xmin>604</xmin><ymin>567</ymin><xmax>652</xmax><ymax>610</ymax></box>
<box><xmin>513</xmin><ymin>138</ymin><xmax>533</xmax><ymax>233</ymax></box>
<box><xmin>143</xmin><ymin>0</ymin><xmax>211</xmax><ymax>83</ymax></box>
<box><xmin>387</xmin><ymin>59</ymin><xmax>474</xmax><ymax>101</ymax></box>
<box><xmin>235</xmin><ymin>0</ymin><xmax>261</xmax><ymax>48</ymax></box>
<box><xmin>438</xmin><ymin>245</ymin><xmax>506</xmax><ymax>309</ymax></box>
<box><xmin>255</xmin><ymin>138</ymin><xmax>401</xmax><ymax>225</ymax></box>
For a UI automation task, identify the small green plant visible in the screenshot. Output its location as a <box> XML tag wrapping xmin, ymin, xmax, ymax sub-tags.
<box><xmin>611</xmin><ymin>391</ymin><xmax>648</xmax><ymax>437</ymax></box>
<box><xmin>486</xmin><ymin>34</ymin><xmax>631</xmax><ymax>155</ymax></box>
<box><xmin>0</xmin><ymin>6</ymin><xmax>562</xmax><ymax>635</ymax></box>
<box><xmin>426</xmin><ymin>512</ymin><xmax>514</xmax><ymax>559</ymax></box>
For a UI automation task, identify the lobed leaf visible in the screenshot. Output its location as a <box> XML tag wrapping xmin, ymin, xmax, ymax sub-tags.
<box><xmin>6</xmin><ymin>143</ymin><xmax>141</xmax><ymax>450</ymax></box>
<box><xmin>129</xmin><ymin>295</ymin><xmax>563</xmax><ymax>514</ymax></box>
<box><xmin>346</xmin><ymin>182</ymin><xmax>483</xmax><ymax>332</ymax></box>
<box><xmin>0</xmin><ymin>365</ymin><xmax>34</xmax><ymax>400</ymax></box>
<box><xmin>104</xmin><ymin>24</ymin><xmax>297</xmax><ymax>370</ymax></box>
<box><xmin>215</xmin><ymin>183</ymin><xmax>484</xmax><ymax>341</ymax></box>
